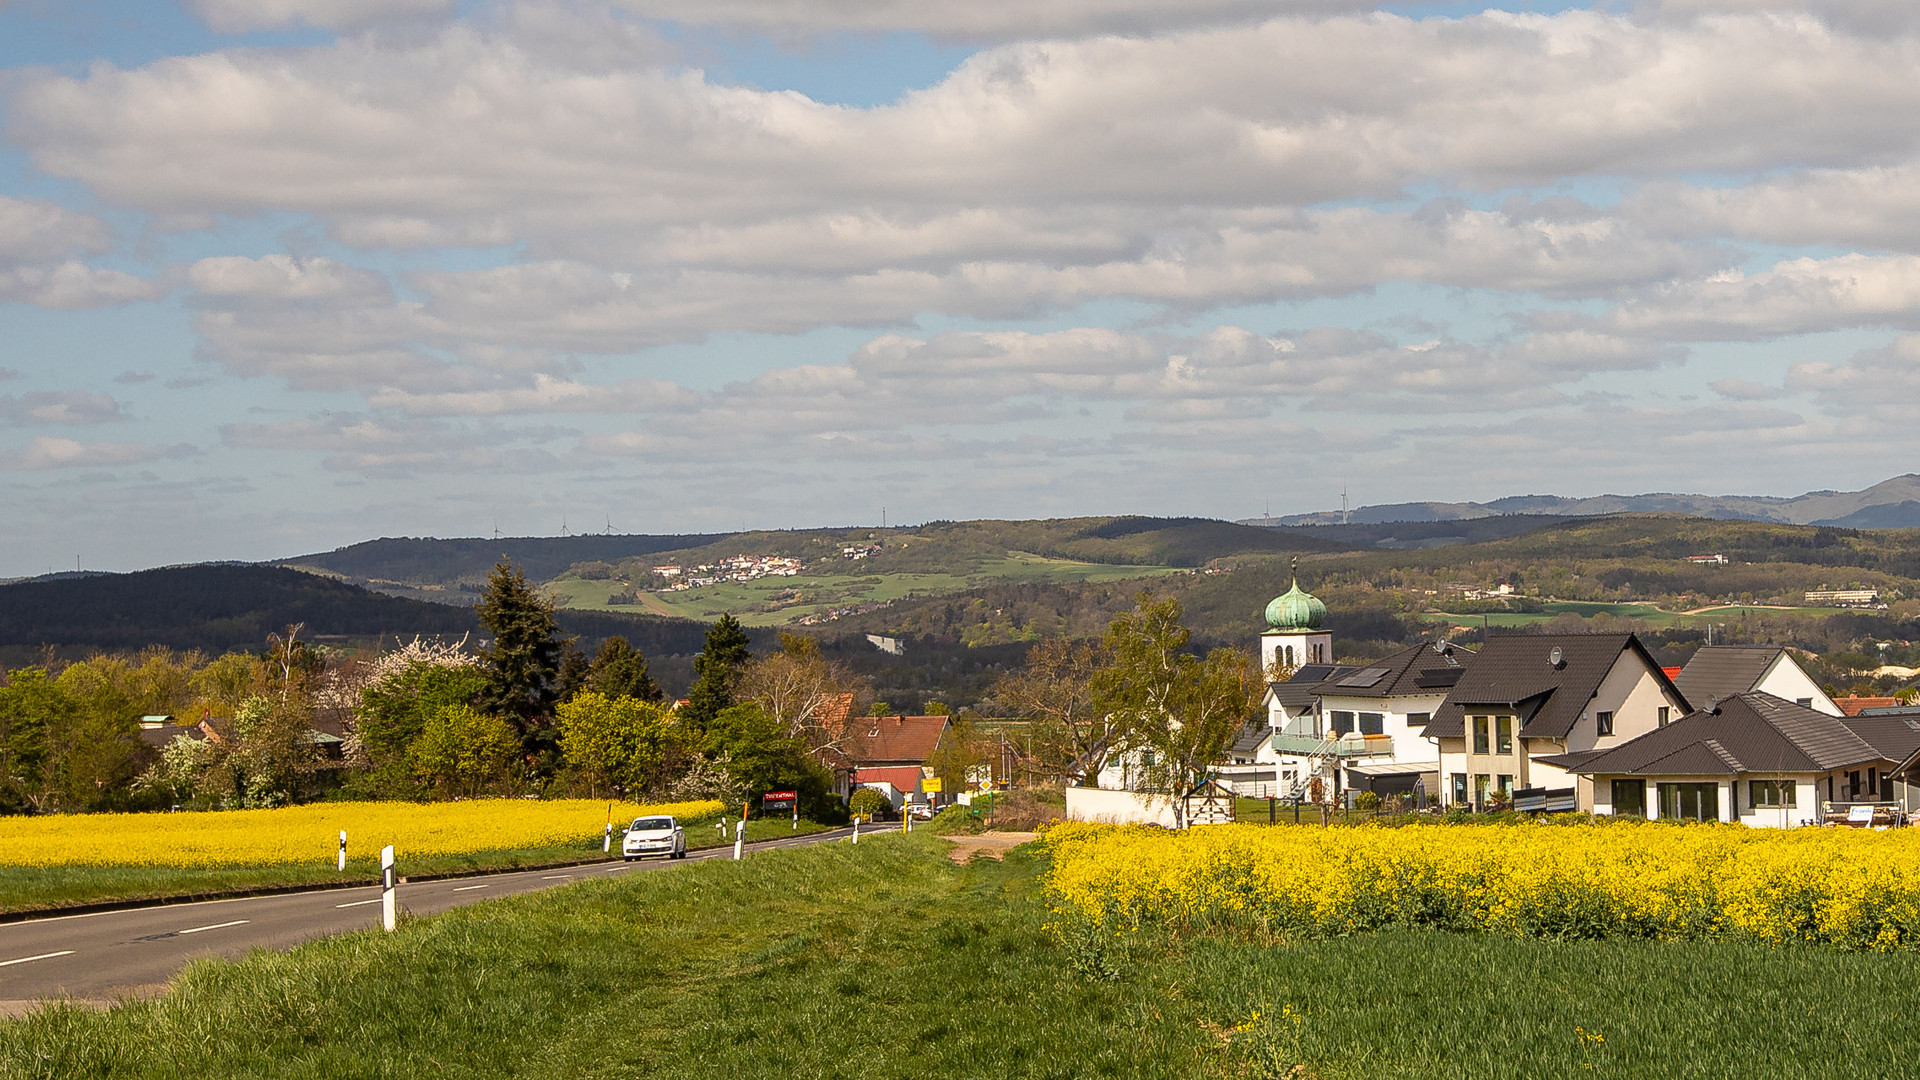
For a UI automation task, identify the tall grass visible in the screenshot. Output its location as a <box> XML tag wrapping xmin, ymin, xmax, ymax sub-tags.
<box><xmin>5</xmin><ymin>834</ymin><xmax>1920</xmax><ymax>1078</ymax></box>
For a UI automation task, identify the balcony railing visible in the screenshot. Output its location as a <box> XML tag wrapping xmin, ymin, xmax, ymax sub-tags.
<box><xmin>1270</xmin><ymin>733</ymin><xmax>1395</xmax><ymax>758</ymax></box>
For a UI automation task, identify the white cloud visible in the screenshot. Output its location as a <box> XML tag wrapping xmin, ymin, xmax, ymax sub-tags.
<box><xmin>1638</xmin><ymin>0</ymin><xmax>1920</xmax><ymax>35</ymax></box>
<box><xmin>0</xmin><ymin>391</ymin><xmax>127</xmax><ymax>425</ymax></box>
<box><xmin>0</xmin><ymin>261</ymin><xmax>169</xmax><ymax>309</ymax></box>
<box><xmin>14</xmin><ymin>9</ymin><xmax>1914</xmax><ymax>277</ymax></box>
<box><xmin>614</xmin><ymin>0</ymin><xmax>1380</xmax><ymax>41</ymax></box>
<box><xmin>0</xmin><ymin>437</ymin><xmax>193</xmax><ymax>470</ymax></box>
<box><xmin>1610</xmin><ymin>254</ymin><xmax>1920</xmax><ymax>339</ymax></box>
<box><xmin>0</xmin><ymin>195</ymin><xmax>109</xmax><ymax>265</ymax></box>
<box><xmin>186</xmin><ymin>0</ymin><xmax>452</xmax><ymax>33</ymax></box>
<box><xmin>1787</xmin><ymin>334</ymin><xmax>1920</xmax><ymax>419</ymax></box>
<box><xmin>1631</xmin><ymin>166</ymin><xmax>1920</xmax><ymax>253</ymax></box>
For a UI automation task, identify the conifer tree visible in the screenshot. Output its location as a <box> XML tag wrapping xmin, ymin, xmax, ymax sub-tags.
<box><xmin>678</xmin><ymin>614</ymin><xmax>751</xmax><ymax>732</ymax></box>
<box><xmin>586</xmin><ymin>636</ymin><xmax>663</xmax><ymax>703</ymax></box>
<box><xmin>475</xmin><ymin>560</ymin><xmax>566</xmax><ymax>763</ymax></box>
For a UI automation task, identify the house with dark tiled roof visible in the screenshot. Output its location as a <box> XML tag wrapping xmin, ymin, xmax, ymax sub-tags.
<box><xmin>1426</xmin><ymin>632</ymin><xmax>1690</xmax><ymax>812</ymax></box>
<box><xmin>1673</xmin><ymin>646</ymin><xmax>1838</xmax><ymax>716</ymax></box>
<box><xmin>1573</xmin><ymin>692</ymin><xmax>1905</xmax><ymax>825</ymax></box>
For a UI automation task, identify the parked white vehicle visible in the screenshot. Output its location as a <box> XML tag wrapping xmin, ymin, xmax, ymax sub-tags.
<box><xmin>622</xmin><ymin>815</ymin><xmax>687</xmax><ymax>860</ymax></box>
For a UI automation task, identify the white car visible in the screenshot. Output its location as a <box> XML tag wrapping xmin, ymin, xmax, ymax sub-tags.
<box><xmin>622</xmin><ymin>815</ymin><xmax>687</xmax><ymax>860</ymax></box>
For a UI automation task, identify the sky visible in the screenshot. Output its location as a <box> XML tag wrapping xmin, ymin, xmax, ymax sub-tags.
<box><xmin>2</xmin><ymin>0</ymin><xmax>1919</xmax><ymax>576</ymax></box>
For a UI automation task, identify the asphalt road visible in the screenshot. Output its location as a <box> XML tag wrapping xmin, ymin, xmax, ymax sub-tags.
<box><xmin>0</xmin><ymin>825</ymin><xmax>859</xmax><ymax>1011</ymax></box>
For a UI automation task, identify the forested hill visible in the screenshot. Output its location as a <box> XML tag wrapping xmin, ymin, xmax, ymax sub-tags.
<box><xmin>276</xmin><ymin>533</ymin><xmax>726</xmax><ymax>588</ymax></box>
<box><xmin>0</xmin><ymin>565</ymin><xmax>718</xmax><ymax>660</ymax></box>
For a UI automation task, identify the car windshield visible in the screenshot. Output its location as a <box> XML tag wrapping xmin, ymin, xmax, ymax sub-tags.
<box><xmin>630</xmin><ymin>817</ymin><xmax>674</xmax><ymax>831</ymax></box>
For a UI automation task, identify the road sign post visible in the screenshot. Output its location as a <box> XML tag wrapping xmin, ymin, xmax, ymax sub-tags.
<box><xmin>380</xmin><ymin>845</ymin><xmax>397</xmax><ymax>932</ymax></box>
<box><xmin>337</xmin><ymin>830</ymin><xmax>347</xmax><ymax>872</ymax></box>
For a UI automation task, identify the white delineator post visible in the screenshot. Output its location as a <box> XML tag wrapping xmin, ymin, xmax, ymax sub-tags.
<box><xmin>732</xmin><ymin>818</ymin><xmax>745</xmax><ymax>860</ymax></box>
<box><xmin>603</xmin><ymin>822</ymin><xmax>613</xmax><ymax>853</ymax></box>
<box><xmin>337</xmin><ymin>830</ymin><xmax>347</xmax><ymax>873</ymax></box>
<box><xmin>851</xmin><ymin>816</ymin><xmax>860</xmax><ymax>844</ymax></box>
<box><xmin>380</xmin><ymin>845</ymin><xmax>397</xmax><ymax>932</ymax></box>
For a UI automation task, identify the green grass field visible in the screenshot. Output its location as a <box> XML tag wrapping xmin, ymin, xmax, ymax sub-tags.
<box><xmin>0</xmin><ymin>816</ymin><xmax>830</xmax><ymax>916</ymax></box>
<box><xmin>9</xmin><ymin>833</ymin><xmax>1920</xmax><ymax>1078</ymax></box>
<box><xmin>550</xmin><ymin>551</ymin><xmax>1180</xmax><ymax>626</ymax></box>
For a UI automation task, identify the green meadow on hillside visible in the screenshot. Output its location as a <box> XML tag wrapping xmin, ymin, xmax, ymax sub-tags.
<box><xmin>551</xmin><ymin>551</ymin><xmax>1183</xmax><ymax>626</ymax></box>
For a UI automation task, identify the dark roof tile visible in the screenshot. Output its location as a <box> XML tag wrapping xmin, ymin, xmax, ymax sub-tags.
<box><xmin>1673</xmin><ymin>646</ymin><xmax>1786</xmax><ymax>707</ymax></box>
<box><xmin>1426</xmin><ymin>633</ymin><xmax>1679</xmax><ymax>740</ymax></box>
<box><xmin>1574</xmin><ymin>692</ymin><xmax>1887</xmax><ymax>777</ymax></box>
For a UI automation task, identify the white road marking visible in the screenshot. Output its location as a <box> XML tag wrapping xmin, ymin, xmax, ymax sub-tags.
<box><xmin>451</xmin><ymin>884</ymin><xmax>489</xmax><ymax>892</ymax></box>
<box><xmin>178</xmin><ymin>920</ymin><xmax>249</xmax><ymax>935</ymax></box>
<box><xmin>334</xmin><ymin>898</ymin><xmax>382</xmax><ymax>908</ymax></box>
<box><xmin>604</xmin><ymin>866</ymin><xmax>628</xmax><ymax>873</ymax></box>
<box><xmin>540</xmin><ymin>875</ymin><xmax>573</xmax><ymax>880</ymax></box>
<box><xmin>0</xmin><ymin>950</ymin><xmax>74</xmax><ymax>968</ymax></box>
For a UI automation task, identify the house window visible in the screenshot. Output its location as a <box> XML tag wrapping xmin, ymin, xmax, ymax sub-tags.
<box><xmin>1795</xmin><ymin>697</ymin><xmax>1812</xmax><ymax>708</ymax></box>
<box><xmin>1331</xmin><ymin>711</ymin><xmax>1355</xmax><ymax>736</ymax></box>
<box><xmin>1611</xmin><ymin>778</ymin><xmax>1646</xmax><ymax>817</ymax></box>
<box><xmin>1496</xmin><ymin>774</ymin><xmax>1513</xmax><ymax>796</ymax></box>
<box><xmin>1472</xmin><ymin>717</ymin><xmax>1490</xmax><ymax>755</ymax></box>
<box><xmin>1595</xmin><ymin>711</ymin><xmax>1614</xmax><ymax>737</ymax></box>
<box><xmin>1359</xmin><ymin>712</ymin><xmax>1385</xmax><ymax>736</ymax></box>
<box><xmin>1474</xmin><ymin>774</ymin><xmax>1490</xmax><ymax>805</ymax></box>
<box><xmin>1750</xmin><ymin>780</ymin><xmax>1796</xmax><ymax>809</ymax></box>
<box><xmin>1140</xmin><ymin>750</ymin><xmax>1156</xmax><ymax>767</ymax></box>
<box><xmin>1408</xmin><ymin>712</ymin><xmax>1430</xmax><ymax>728</ymax></box>
<box><xmin>1658</xmin><ymin>706</ymin><xmax>1671</xmax><ymax>726</ymax></box>
<box><xmin>1847</xmin><ymin>770</ymin><xmax>1862</xmax><ymax>800</ymax></box>
<box><xmin>1657</xmin><ymin>782</ymin><xmax>1718</xmax><ymax>822</ymax></box>
<box><xmin>1495</xmin><ymin>717</ymin><xmax>1513</xmax><ymax>755</ymax></box>
<box><xmin>1451</xmin><ymin>773</ymin><xmax>1468</xmax><ymax>806</ymax></box>
<box><xmin>1284</xmin><ymin>645</ymin><xmax>1295</xmax><ymax>667</ymax></box>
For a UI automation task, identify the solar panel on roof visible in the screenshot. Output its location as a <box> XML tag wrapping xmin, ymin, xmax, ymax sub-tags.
<box><xmin>1335</xmin><ymin>667</ymin><xmax>1392</xmax><ymax>688</ymax></box>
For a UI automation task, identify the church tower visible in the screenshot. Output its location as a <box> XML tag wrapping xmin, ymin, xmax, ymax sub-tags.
<box><xmin>1260</xmin><ymin>561</ymin><xmax>1331</xmax><ymax>676</ymax></box>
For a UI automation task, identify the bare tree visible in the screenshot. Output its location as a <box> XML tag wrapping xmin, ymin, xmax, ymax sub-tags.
<box><xmin>991</xmin><ymin>637</ymin><xmax>1118</xmax><ymax>787</ymax></box>
<box><xmin>739</xmin><ymin>633</ymin><xmax>871</xmax><ymax>766</ymax></box>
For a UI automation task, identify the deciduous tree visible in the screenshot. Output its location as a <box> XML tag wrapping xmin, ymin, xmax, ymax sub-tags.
<box><xmin>555</xmin><ymin>692</ymin><xmax>683</xmax><ymax>798</ymax></box>
<box><xmin>992</xmin><ymin>637</ymin><xmax>1115</xmax><ymax>786</ymax></box>
<box><xmin>411</xmin><ymin>704</ymin><xmax>520</xmax><ymax>798</ymax></box>
<box><xmin>1094</xmin><ymin>594</ymin><xmax>1259</xmax><ymax>805</ymax></box>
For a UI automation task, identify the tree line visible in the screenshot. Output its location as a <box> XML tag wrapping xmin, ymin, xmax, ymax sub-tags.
<box><xmin>0</xmin><ymin>558</ymin><xmax>1265</xmax><ymax>815</ymax></box>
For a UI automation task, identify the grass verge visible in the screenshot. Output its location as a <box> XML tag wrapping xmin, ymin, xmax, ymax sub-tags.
<box><xmin>8</xmin><ymin>833</ymin><xmax>1920</xmax><ymax>1078</ymax></box>
<box><xmin>0</xmin><ymin>816</ymin><xmax>831</xmax><ymax>916</ymax></box>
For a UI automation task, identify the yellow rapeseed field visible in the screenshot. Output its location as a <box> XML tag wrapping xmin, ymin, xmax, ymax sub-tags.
<box><xmin>1044</xmin><ymin>821</ymin><xmax>1920</xmax><ymax>951</ymax></box>
<box><xmin>0</xmin><ymin>799</ymin><xmax>722</xmax><ymax>868</ymax></box>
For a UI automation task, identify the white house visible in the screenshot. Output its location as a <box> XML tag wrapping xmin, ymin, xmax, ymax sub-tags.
<box><xmin>1424</xmin><ymin>632</ymin><xmax>1691</xmax><ymax>812</ymax></box>
<box><xmin>1575</xmin><ymin>692</ymin><xmax>1905</xmax><ymax>826</ymax></box>
<box><xmin>1672</xmin><ymin>645</ymin><xmax>1840</xmax><ymax>716</ymax></box>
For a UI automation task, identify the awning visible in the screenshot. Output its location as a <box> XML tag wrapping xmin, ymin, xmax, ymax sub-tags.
<box><xmin>1341</xmin><ymin>760</ymin><xmax>1440</xmax><ymax>778</ymax></box>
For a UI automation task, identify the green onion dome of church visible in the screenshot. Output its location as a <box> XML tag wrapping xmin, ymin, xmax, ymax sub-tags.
<box><xmin>1264</xmin><ymin>579</ymin><xmax>1327</xmax><ymax>631</ymax></box>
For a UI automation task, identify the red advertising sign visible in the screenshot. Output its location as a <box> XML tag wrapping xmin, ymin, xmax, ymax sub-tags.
<box><xmin>762</xmin><ymin>790</ymin><xmax>798</xmax><ymax>809</ymax></box>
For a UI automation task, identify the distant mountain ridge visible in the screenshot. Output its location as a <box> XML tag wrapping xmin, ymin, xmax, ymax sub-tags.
<box><xmin>1256</xmin><ymin>475</ymin><xmax>1920</xmax><ymax>529</ymax></box>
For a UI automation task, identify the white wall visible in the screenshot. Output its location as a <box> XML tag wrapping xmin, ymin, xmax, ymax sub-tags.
<box><xmin>1065</xmin><ymin>787</ymin><xmax>1180</xmax><ymax>827</ymax></box>
<box><xmin>1756</xmin><ymin>655</ymin><xmax>1842</xmax><ymax>716</ymax></box>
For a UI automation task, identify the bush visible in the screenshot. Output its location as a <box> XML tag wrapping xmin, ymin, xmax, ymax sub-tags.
<box><xmin>848</xmin><ymin>788</ymin><xmax>892</xmax><ymax>822</ymax></box>
<box><xmin>982</xmin><ymin>787</ymin><xmax>1066</xmax><ymax>832</ymax></box>
<box><xmin>927</xmin><ymin>803</ymin><xmax>984</xmax><ymax>835</ymax></box>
